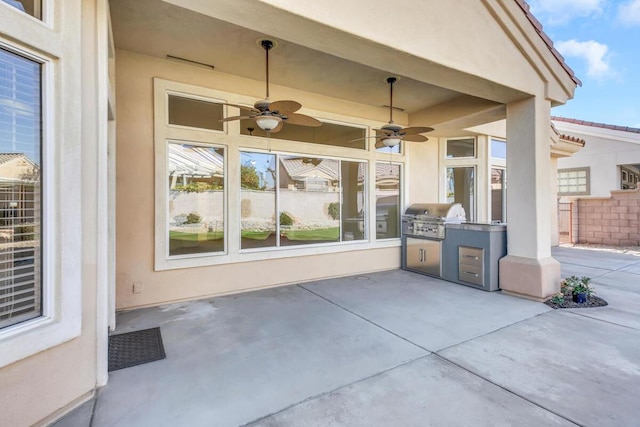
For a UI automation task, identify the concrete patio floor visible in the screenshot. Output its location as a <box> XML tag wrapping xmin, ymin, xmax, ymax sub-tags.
<box><xmin>55</xmin><ymin>246</ymin><xmax>640</xmax><ymax>427</ymax></box>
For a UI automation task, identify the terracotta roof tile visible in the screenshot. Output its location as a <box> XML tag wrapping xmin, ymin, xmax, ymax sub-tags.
<box><xmin>515</xmin><ymin>0</ymin><xmax>582</xmax><ymax>86</ymax></box>
<box><xmin>552</xmin><ymin>116</ymin><xmax>640</xmax><ymax>134</ymax></box>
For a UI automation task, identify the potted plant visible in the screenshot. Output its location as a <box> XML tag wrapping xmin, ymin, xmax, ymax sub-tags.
<box><xmin>562</xmin><ymin>275</ymin><xmax>592</xmax><ymax>303</ymax></box>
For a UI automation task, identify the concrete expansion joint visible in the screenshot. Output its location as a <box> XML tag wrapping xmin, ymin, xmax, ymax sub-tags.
<box><xmin>241</xmin><ymin>353</ymin><xmax>432</xmax><ymax>427</ymax></box>
<box><xmin>430</xmin><ymin>353</ymin><xmax>581</xmax><ymax>426</ymax></box>
<box><xmin>296</xmin><ymin>284</ymin><xmax>432</xmax><ymax>353</ymax></box>
<box><xmin>561</xmin><ymin>309</ymin><xmax>640</xmax><ymax>332</ymax></box>
<box><xmin>434</xmin><ymin>310</ymin><xmax>553</xmax><ymax>354</ymax></box>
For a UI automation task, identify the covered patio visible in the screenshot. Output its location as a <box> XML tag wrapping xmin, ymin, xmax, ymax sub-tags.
<box><xmin>57</xmin><ymin>246</ymin><xmax>640</xmax><ymax>427</ymax></box>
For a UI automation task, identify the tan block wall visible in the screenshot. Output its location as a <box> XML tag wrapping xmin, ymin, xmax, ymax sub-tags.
<box><xmin>577</xmin><ymin>190</ymin><xmax>640</xmax><ymax>246</ymax></box>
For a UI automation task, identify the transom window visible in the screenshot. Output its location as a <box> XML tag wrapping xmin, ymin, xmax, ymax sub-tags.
<box><xmin>446</xmin><ymin>138</ymin><xmax>475</xmax><ymax>158</ymax></box>
<box><xmin>239</xmin><ymin>120</ymin><xmax>366</xmax><ymax>150</ymax></box>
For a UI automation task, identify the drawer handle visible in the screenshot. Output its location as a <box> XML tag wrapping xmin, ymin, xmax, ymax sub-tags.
<box><xmin>463</xmin><ymin>271</ymin><xmax>479</xmax><ymax>277</ymax></box>
<box><xmin>462</xmin><ymin>255</ymin><xmax>479</xmax><ymax>260</ymax></box>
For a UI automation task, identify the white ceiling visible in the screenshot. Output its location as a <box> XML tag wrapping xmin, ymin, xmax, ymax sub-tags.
<box><xmin>109</xmin><ymin>0</ymin><xmax>464</xmax><ymax>114</ymax></box>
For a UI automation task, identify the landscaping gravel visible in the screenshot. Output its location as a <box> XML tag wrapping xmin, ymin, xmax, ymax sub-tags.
<box><xmin>544</xmin><ymin>295</ymin><xmax>608</xmax><ymax>309</ymax></box>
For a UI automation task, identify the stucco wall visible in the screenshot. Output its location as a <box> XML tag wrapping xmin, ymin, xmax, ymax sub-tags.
<box><xmin>0</xmin><ymin>2</ymin><xmax>104</xmax><ymax>426</ymax></box>
<box><xmin>116</xmin><ymin>50</ymin><xmax>407</xmax><ymax>310</ymax></box>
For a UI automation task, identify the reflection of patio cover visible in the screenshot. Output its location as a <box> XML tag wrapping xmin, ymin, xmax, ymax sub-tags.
<box><xmin>280</xmin><ymin>157</ymin><xmax>339</xmax><ymax>182</ymax></box>
<box><xmin>372</xmin><ymin>162</ymin><xmax>399</xmax><ymax>187</ymax></box>
<box><xmin>168</xmin><ymin>144</ymin><xmax>223</xmax><ymax>178</ymax></box>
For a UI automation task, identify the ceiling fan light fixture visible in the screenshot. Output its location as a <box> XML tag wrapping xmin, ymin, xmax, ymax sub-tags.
<box><xmin>255</xmin><ymin>115</ymin><xmax>281</xmax><ymax>131</ymax></box>
<box><xmin>382</xmin><ymin>137</ymin><xmax>402</xmax><ymax>147</ymax></box>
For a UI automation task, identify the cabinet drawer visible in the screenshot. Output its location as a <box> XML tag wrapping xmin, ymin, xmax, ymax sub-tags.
<box><xmin>459</xmin><ymin>263</ymin><xmax>483</xmax><ymax>286</ymax></box>
<box><xmin>459</xmin><ymin>246</ymin><xmax>483</xmax><ymax>267</ymax></box>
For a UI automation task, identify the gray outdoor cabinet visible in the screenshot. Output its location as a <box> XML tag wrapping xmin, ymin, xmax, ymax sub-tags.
<box><xmin>441</xmin><ymin>224</ymin><xmax>507</xmax><ymax>291</ymax></box>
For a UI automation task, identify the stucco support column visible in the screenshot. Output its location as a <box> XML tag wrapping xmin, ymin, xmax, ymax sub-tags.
<box><xmin>500</xmin><ymin>96</ymin><xmax>560</xmax><ymax>300</ymax></box>
<box><xmin>550</xmin><ymin>156</ymin><xmax>559</xmax><ymax>246</ymax></box>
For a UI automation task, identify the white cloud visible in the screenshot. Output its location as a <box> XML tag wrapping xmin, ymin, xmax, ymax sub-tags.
<box><xmin>618</xmin><ymin>0</ymin><xmax>640</xmax><ymax>25</ymax></box>
<box><xmin>529</xmin><ymin>0</ymin><xmax>605</xmax><ymax>25</ymax></box>
<box><xmin>555</xmin><ymin>39</ymin><xmax>612</xmax><ymax>79</ymax></box>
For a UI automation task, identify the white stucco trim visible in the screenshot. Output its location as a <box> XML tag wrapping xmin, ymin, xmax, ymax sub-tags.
<box><xmin>0</xmin><ymin>6</ymin><xmax>83</xmax><ymax>368</ymax></box>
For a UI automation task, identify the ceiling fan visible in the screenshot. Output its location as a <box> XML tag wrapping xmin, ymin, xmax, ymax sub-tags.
<box><xmin>372</xmin><ymin>77</ymin><xmax>434</xmax><ymax>148</ymax></box>
<box><xmin>220</xmin><ymin>39</ymin><xmax>322</xmax><ymax>133</ymax></box>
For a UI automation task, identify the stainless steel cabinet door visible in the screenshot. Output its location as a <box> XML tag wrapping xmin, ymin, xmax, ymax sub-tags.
<box><xmin>405</xmin><ymin>237</ymin><xmax>441</xmax><ymax>277</ymax></box>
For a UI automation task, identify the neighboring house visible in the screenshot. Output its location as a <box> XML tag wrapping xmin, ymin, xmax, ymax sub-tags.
<box><xmin>552</xmin><ymin>117</ymin><xmax>640</xmax><ymax>245</ymax></box>
<box><xmin>553</xmin><ymin>117</ymin><xmax>640</xmax><ymax>197</ymax></box>
<box><xmin>0</xmin><ymin>1</ymin><xmax>580</xmax><ymax>425</ymax></box>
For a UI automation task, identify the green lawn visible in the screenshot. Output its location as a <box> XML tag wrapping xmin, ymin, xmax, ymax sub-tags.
<box><xmin>169</xmin><ymin>230</ymin><xmax>223</xmax><ymax>241</ymax></box>
<box><xmin>241</xmin><ymin>230</ymin><xmax>273</xmax><ymax>240</ymax></box>
<box><xmin>170</xmin><ymin>228</ymin><xmax>339</xmax><ymax>242</ymax></box>
<box><xmin>283</xmin><ymin>227</ymin><xmax>339</xmax><ymax>241</ymax></box>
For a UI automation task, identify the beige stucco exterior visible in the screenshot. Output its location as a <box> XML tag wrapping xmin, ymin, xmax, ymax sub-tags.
<box><xmin>0</xmin><ymin>0</ymin><xmax>578</xmax><ymax>425</ymax></box>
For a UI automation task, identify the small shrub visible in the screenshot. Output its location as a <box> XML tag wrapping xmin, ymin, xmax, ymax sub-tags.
<box><xmin>327</xmin><ymin>202</ymin><xmax>340</xmax><ymax>220</ymax></box>
<box><xmin>173</xmin><ymin>214</ymin><xmax>187</xmax><ymax>225</ymax></box>
<box><xmin>550</xmin><ymin>293</ymin><xmax>565</xmax><ymax>305</ymax></box>
<box><xmin>279</xmin><ymin>212</ymin><xmax>293</xmax><ymax>226</ymax></box>
<box><xmin>185</xmin><ymin>212</ymin><xmax>201</xmax><ymax>224</ymax></box>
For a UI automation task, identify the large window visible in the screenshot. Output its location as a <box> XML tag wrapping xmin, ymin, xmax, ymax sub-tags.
<box><xmin>240</xmin><ymin>151</ymin><xmax>367</xmax><ymax>249</ymax></box>
<box><xmin>558</xmin><ymin>167</ymin><xmax>589</xmax><ymax>196</ymax></box>
<box><xmin>446</xmin><ymin>167</ymin><xmax>475</xmax><ymax>221</ymax></box>
<box><xmin>155</xmin><ymin>79</ymin><xmax>404</xmax><ymax>272</ymax></box>
<box><xmin>0</xmin><ymin>47</ymin><xmax>42</xmax><ymax>329</ymax></box>
<box><xmin>167</xmin><ymin>142</ymin><xmax>225</xmax><ymax>256</ymax></box>
<box><xmin>375</xmin><ymin>163</ymin><xmax>401</xmax><ymax>239</ymax></box>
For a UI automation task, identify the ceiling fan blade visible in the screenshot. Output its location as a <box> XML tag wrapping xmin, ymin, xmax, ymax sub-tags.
<box><xmin>373</xmin><ymin>128</ymin><xmax>394</xmax><ymax>136</ymax></box>
<box><xmin>375</xmin><ymin>140</ymin><xmax>385</xmax><ymax>149</ymax></box>
<box><xmin>219</xmin><ymin>115</ymin><xmax>253</xmax><ymax>123</ymax></box>
<box><xmin>403</xmin><ymin>134</ymin><xmax>429</xmax><ymax>142</ymax></box>
<box><xmin>221</xmin><ymin>102</ymin><xmax>259</xmax><ymax>113</ymax></box>
<box><xmin>284</xmin><ymin>113</ymin><xmax>322</xmax><ymax>127</ymax></box>
<box><xmin>269</xmin><ymin>100</ymin><xmax>301</xmax><ymax>115</ymax></box>
<box><xmin>400</xmin><ymin>126</ymin><xmax>434</xmax><ymax>135</ymax></box>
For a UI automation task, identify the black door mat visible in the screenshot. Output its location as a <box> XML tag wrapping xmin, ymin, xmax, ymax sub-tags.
<box><xmin>108</xmin><ymin>327</ymin><xmax>166</xmax><ymax>372</ymax></box>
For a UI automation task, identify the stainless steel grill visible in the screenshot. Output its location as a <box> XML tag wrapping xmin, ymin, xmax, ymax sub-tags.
<box><xmin>401</xmin><ymin>203</ymin><xmax>466</xmax><ymax>240</ymax></box>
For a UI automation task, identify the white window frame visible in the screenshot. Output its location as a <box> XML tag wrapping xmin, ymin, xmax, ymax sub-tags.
<box><xmin>0</xmin><ymin>2</ymin><xmax>83</xmax><ymax>368</ymax></box>
<box><xmin>154</xmin><ymin>79</ymin><xmax>405</xmax><ymax>271</ymax></box>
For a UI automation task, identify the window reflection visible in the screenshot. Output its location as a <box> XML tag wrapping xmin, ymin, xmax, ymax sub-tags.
<box><xmin>491</xmin><ymin>168</ymin><xmax>505</xmax><ymax>223</ymax></box>
<box><xmin>376</xmin><ymin>163</ymin><xmax>401</xmax><ymax>239</ymax></box>
<box><xmin>446</xmin><ymin>166</ymin><xmax>475</xmax><ymax>221</ymax></box>
<box><xmin>279</xmin><ymin>156</ymin><xmax>341</xmax><ymax>246</ymax></box>
<box><xmin>167</xmin><ymin>143</ymin><xmax>224</xmax><ymax>256</ymax></box>
<box><xmin>240</xmin><ymin>152</ymin><xmax>276</xmax><ymax>249</ymax></box>
<box><xmin>0</xmin><ymin>47</ymin><xmax>42</xmax><ymax>329</ymax></box>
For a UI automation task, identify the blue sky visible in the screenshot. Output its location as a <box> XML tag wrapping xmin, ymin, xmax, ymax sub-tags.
<box><xmin>527</xmin><ymin>0</ymin><xmax>640</xmax><ymax>127</ymax></box>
